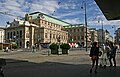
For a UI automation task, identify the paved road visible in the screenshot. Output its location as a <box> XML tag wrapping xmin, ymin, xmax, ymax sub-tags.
<box><xmin>0</xmin><ymin>49</ymin><xmax>120</xmax><ymax>77</ymax></box>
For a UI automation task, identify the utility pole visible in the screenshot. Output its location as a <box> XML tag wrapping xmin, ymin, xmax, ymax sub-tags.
<box><xmin>94</xmin><ymin>18</ymin><xmax>104</xmax><ymax>45</ymax></box>
<box><xmin>81</xmin><ymin>1</ymin><xmax>88</xmax><ymax>52</ymax></box>
<box><xmin>112</xmin><ymin>25</ymin><xmax>117</xmax><ymax>44</ymax></box>
<box><xmin>101</xmin><ymin>20</ymin><xmax>104</xmax><ymax>45</ymax></box>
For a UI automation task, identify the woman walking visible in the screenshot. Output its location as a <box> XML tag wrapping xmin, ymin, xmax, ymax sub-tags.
<box><xmin>89</xmin><ymin>42</ymin><xmax>100</xmax><ymax>73</ymax></box>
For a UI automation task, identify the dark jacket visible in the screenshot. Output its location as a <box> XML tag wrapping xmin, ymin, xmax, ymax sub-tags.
<box><xmin>90</xmin><ymin>46</ymin><xmax>99</xmax><ymax>57</ymax></box>
<box><xmin>109</xmin><ymin>46</ymin><xmax>117</xmax><ymax>57</ymax></box>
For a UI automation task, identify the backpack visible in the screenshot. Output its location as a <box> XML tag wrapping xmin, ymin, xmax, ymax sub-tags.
<box><xmin>107</xmin><ymin>46</ymin><xmax>115</xmax><ymax>58</ymax></box>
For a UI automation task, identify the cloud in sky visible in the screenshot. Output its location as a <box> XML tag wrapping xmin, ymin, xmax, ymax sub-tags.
<box><xmin>63</xmin><ymin>18</ymin><xmax>82</xmax><ymax>24</ymax></box>
<box><xmin>56</xmin><ymin>11</ymin><xmax>83</xmax><ymax>19</ymax></box>
<box><xmin>0</xmin><ymin>0</ymin><xmax>60</xmax><ymax>26</ymax></box>
<box><xmin>0</xmin><ymin>0</ymin><xmax>120</xmax><ymax>30</ymax></box>
<box><xmin>28</xmin><ymin>0</ymin><xmax>59</xmax><ymax>14</ymax></box>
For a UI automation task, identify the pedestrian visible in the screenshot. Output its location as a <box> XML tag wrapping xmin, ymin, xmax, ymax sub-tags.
<box><xmin>116</xmin><ymin>44</ymin><xmax>120</xmax><ymax>53</ymax></box>
<box><xmin>99</xmin><ymin>43</ymin><xmax>111</xmax><ymax>68</ymax></box>
<box><xmin>89</xmin><ymin>42</ymin><xmax>100</xmax><ymax>73</ymax></box>
<box><xmin>32</xmin><ymin>45</ymin><xmax>35</xmax><ymax>52</ymax></box>
<box><xmin>106</xmin><ymin>43</ymin><xmax>111</xmax><ymax>59</ymax></box>
<box><xmin>4</xmin><ymin>47</ymin><xmax>8</xmax><ymax>52</ymax></box>
<box><xmin>99</xmin><ymin>44</ymin><xmax>107</xmax><ymax>68</ymax></box>
<box><xmin>107</xmin><ymin>42</ymin><xmax>117</xmax><ymax>67</ymax></box>
<box><xmin>6</xmin><ymin>47</ymin><xmax>8</xmax><ymax>52</ymax></box>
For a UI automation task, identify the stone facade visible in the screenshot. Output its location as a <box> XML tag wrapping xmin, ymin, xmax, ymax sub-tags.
<box><xmin>0</xmin><ymin>27</ymin><xmax>5</xmax><ymax>43</ymax></box>
<box><xmin>63</xmin><ymin>24</ymin><xmax>91</xmax><ymax>47</ymax></box>
<box><xmin>115</xmin><ymin>28</ymin><xmax>120</xmax><ymax>44</ymax></box>
<box><xmin>5</xmin><ymin>12</ymin><xmax>70</xmax><ymax>48</ymax></box>
<box><xmin>89</xmin><ymin>28</ymin><xmax>98</xmax><ymax>44</ymax></box>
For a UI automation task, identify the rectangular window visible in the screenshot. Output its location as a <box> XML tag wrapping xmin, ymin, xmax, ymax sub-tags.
<box><xmin>74</xmin><ymin>29</ymin><xmax>76</xmax><ymax>32</ymax></box>
<box><xmin>45</xmin><ymin>33</ymin><xmax>47</xmax><ymax>38</ymax></box>
<box><xmin>50</xmin><ymin>33</ymin><xmax>51</xmax><ymax>38</ymax></box>
<box><xmin>53</xmin><ymin>34</ymin><xmax>55</xmax><ymax>39</ymax></box>
<box><xmin>10</xmin><ymin>32</ymin><xmax>12</xmax><ymax>39</ymax></box>
<box><xmin>13</xmin><ymin>31</ymin><xmax>15</xmax><ymax>36</ymax></box>
<box><xmin>78</xmin><ymin>36</ymin><xmax>80</xmax><ymax>40</ymax></box>
<box><xmin>74</xmin><ymin>36</ymin><xmax>76</xmax><ymax>40</ymax></box>
<box><xmin>20</xmin><ymin>30</ymin><xmax>22</xmax><ymax>38</ymax></box>
<box><xmin>81</xmin><ymin>36</ymin><xmax>84</xmax><ymax>40</ymax></box>
<box><xmin>17</xmin><ymin>31</ymin><xmax>19</xmax><ymax>38</ymax></box>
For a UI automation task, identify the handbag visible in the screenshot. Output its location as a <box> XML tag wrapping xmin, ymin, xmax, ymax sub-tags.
<box><xmin>91</xmin><ymin>55</ymin><xmax>97</xmax><ymax>60</ymax></box>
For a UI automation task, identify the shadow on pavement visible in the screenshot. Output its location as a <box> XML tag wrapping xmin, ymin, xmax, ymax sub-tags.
<box><xmin>1</xmin><ymin>58</ymin><xmax>120</xmax><ymax>77</ymax></box>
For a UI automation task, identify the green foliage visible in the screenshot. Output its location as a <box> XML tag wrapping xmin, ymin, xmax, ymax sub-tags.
<box><xmin>12</xmin><ymin>44</ymin><xmax>18</xmax><ymax>49</ymax></box>
<box><xmin>49</xmin><ymin>43</ymin><xmax>59</xmax><ymax>49</ymax></box>
<box><xmin>60</xmin><ymin>43</ymin><xmax>70</xmax><ymax>49</ymax></box>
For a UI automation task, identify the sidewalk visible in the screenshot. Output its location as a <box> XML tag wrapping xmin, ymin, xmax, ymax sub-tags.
<box><xmin>1</xmin><ymin>48</ymin><xmax>120</xmax><ymax>77</ymax></box>
<box><xmin>0</xmin><ymin>48</ymin><xmax>90</xmax><ymax>64</ymax></box>
<box><xmin>1</xmin><ymin>48</ymin><xmax>120</xmax><ymax>65</ymax></box>
<box><xmin>0</xmin><ymin>48</ymin><xmax>90</xmax><ymax>55</ymax></box>
<box><xmin>1</xmin><ymin>49</ymin><xmax>120</xmax><ymax>77</ymax></box>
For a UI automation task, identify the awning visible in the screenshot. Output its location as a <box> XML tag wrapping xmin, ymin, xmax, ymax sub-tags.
<box><xmin>95</xmin><ymin>0</ymin><xmax>120</xmax><ymax>20</ymax></box>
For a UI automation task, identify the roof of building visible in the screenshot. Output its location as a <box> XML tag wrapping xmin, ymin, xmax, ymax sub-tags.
<box><xmin>89</xmin><ymin>28</ymin><xmax>97</xmax><ymax>31</ymax></box>
<box><xmin>63</xmin><ymin>24</ymin><xmax>85</xmax><ymax>28</ymax></box>
<box><xmin>0</xmin><ymin>27</ymin><xmax>5</xmax><ymax>29</ymax></box>
<box><xmin>95</xmin><ymin>0</ymin><xmax>120</xmax><ymax>20</ymax></box>
<box><xmin>29</xmin><ymin>12</ymin><xmax>71</xmax><ymax>26</ymax></box>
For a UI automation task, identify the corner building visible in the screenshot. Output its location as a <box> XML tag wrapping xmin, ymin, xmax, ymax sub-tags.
<box><xmin>5</xmin><ymin>12</ymin><xmax>70</xmax><ymax>48</ymax></box>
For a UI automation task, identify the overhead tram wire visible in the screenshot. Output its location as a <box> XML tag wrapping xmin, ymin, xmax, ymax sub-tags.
<box><xmin>0</xmin><ymin>11</ymin><xmax>23</xmax><ymax>19</ymax></box>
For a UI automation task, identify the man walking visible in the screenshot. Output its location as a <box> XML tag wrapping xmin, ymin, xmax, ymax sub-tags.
<box><xmin>107</xmin><ymin>42</ymin><xmax>117</xmax><ymax>67</ymax></box>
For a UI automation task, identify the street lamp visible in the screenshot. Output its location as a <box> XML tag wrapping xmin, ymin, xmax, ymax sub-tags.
<box><xmin>93</xmin><ymin>18</ymin><xmax>104</xmax><ymax>45</ymax></box>
<box><xmin>98</xmin><ymin>19</ymin><xmax>104</xmax><ymax>45</ymax></box>
<box><xmin>50</xmin><ymin>26</ymin><xmax>52</xmax><ymax>43</ymax></box>
<box><xmin>38</xmin><ymin>37</ymin><xmax>41</xmax><ymax>50</ymax></box>
<box><xmin>112</xmin><ymin>25</ymin><xmax>117</xmax><ymax>44</ymax></box>
<box><xmin>81</xmin><ymin>1</ymin><xmax>88</xmax><ymax>52</ymax></box>
<box><xmin>9</xmin><ymin>38</ymin><xmax>12</xmax><ymax>50</ymax></box>
<box><xmin>57</xmin><ymin>36</ymin><xmax>61</xmax><ymax>54</ymax></box>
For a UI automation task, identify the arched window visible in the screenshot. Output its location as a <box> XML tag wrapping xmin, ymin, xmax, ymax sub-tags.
<box><xmin>20</xmin><ymin>30</ymin><xmax>22</xmax><ymax>38</ymax></box>
<box><xmin>13</xmin><ymin>31</ymin><xmax>15</xmax><ymax>36</ymax></box>
<box><xmin>10</xmin><ymin>32</ymin><xmax>12</xmax><ymax>39</ymax></box>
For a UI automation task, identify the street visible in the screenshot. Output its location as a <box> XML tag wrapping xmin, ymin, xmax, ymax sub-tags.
<box><xmin>0</xmin><ymin>48</ymin><xmax>120</xmax><ymax>77</ymax></box>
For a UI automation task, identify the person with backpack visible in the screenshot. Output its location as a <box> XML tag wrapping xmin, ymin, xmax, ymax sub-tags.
<box><xmin>89</xmin><ymin>42</ymin><xmax>100</xmax><ymax>73</ymax></box>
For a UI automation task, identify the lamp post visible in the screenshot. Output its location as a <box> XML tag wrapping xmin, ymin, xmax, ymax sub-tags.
<box><xmin>50</xmin><ymin>26</ymin><xmax>52</xmax><ymax>43</ymax></box>
<box><xmin>37</xmin><ymin>16</ymin><xmax>41</xmax><ymax>50</ymax></box>
<box><xmin>38</xmin><ymin>37</ymin><xmax>41</xmax><ymax>50</ymax></box>
<box><xmin>101</xmin><ymin>20</ymin><xmax>104</xmax><ymax>45</ymax></box>
<box><xmin>57</xmin><ymin>36</ymin><xmax>61</xmax><ymax>55</ymax></box>
<box><xmin>93</xmin><ymin>18</ymin><xmax>104</xmax><ymax>45</ymax></box>
<box><xmin>98</xmin><ymin>19</ymin><xmax>104</xmax><ymax>45</ymax></box>
<box><xmin>9</xmin><ymin>38</ymin><xmax>12</xmax><ymax>50</ymax></box>
<box><xmin>112</xmin><ymin>25</ymin><xmax>116</xmax><ymax>44</ymax></box>
<box><xmin>81</xmin><ymin>1</ymin><xmax>88</xmax><ymax>51</ymax></box>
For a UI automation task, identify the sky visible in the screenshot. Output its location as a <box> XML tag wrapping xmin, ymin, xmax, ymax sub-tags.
<box><xmin>0</xmin><ymin>0</ymin><xmax>120</xmax><ymax>37</ymax></box>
